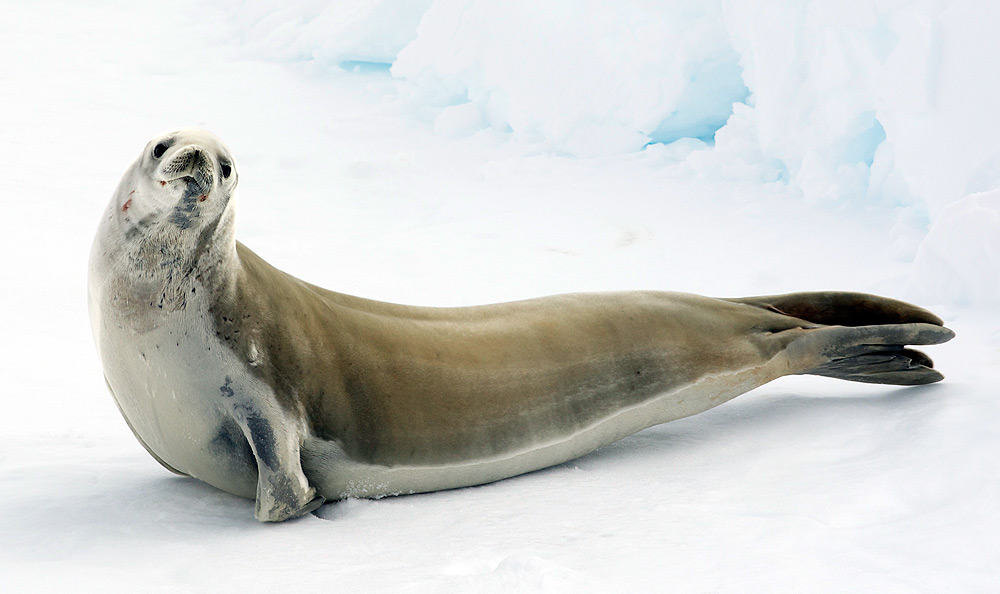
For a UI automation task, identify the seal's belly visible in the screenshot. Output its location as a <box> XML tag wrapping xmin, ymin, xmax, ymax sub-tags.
<box><xmin>100</xmin><ymin>320</ymin><xmax>258</xmax><ymax>499</ymax></box>
<box><xmin>302</xmin><ymin>363</ymin><xmax>773</xmax><ymax>499</ymax></box>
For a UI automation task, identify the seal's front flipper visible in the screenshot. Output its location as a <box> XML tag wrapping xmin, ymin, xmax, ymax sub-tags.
<box><xmin>221</xmin><ymin>378</ymin><xmax>322</xmax><ymax>522</ymax></box>
<box><xmin>236</xmin><ymin>409</ymin><xmax>322</xmax><ymax>522</ymax></box>
<box><xmin>301</xmin><ymin>495</ymin><xmax>326</xmax><ymax>516</ymax></box>
<box><xmin>787</xmin><ymin>323</ymin><xmax>955</xmax><ymax>385</ymax></box>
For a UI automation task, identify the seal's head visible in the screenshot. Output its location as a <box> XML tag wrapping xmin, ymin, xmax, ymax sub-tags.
<box><xmin>92</xmin><ymin>129</ymin><xmax>242</xmax><ymax>320</ymax></box>
<box><xmin>112</xmin><ymin>128</ymin><xmax>239</xmax><ymax>240</ymax></box>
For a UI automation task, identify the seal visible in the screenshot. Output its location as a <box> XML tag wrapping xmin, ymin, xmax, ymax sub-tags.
<box><xmin>89</xmin><ymin>129</ymin><xmax>955</xmax><ymax>522</ymax></box>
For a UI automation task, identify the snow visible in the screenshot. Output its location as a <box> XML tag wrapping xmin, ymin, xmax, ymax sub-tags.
<box><xmin>910</xmin><ymin>188</ymin><xmax>1000</xmax><ymax>307</ymax></box>
<box><xmin>221</xmin><ymin>0</ymin><xmax>433</xmax><ymax>68</ymax></box>
<box><xmin>225</xmin><ymin>0</ymin><xmax>1000</xmax><ymax>303</ymax></box>
<box><xmin>1</xmin><ymin>1</ymin><xmax>997</xmax><ymax>592</ymax></box>
<box><xmin>391</xmin><ymin>0</ymin><xmax>749</xmax><ymax>156</ymax></box>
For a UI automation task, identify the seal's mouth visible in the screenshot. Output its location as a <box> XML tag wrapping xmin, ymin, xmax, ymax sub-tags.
<box><xmin>161</xmin><ymin>150</ymin><xmax>217</xmax><ymax>229</ymax></box>
<box><xmin>162</xmin><ymin>172</ymin><xmax>213</xmax><ymax>201</ymax></box>
<box><xmin>160</xmin><ymin>147</ymin><xmax>215</xmax><ymax>199</ymax></box>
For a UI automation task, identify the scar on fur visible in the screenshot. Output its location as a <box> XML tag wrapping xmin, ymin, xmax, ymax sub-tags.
<box><xmin>198</xmin><ymin>195</ymin><xmax>207</xmax><ymax>202</ymax></box>
<box><xmin>160</xmin><ymin>181</ymin><xmax>167</xmax><ymax>187</ymax></box>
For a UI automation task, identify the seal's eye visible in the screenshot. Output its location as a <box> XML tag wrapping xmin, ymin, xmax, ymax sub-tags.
<box><xmin>221</xmin><ymin>162</ymin><xmax>232</xmax><ymax>179</ymax></box>
<box><xmin>152</xmin><ymin>143</ymin><xmax>168</xmax><ymax>159</ymax></box>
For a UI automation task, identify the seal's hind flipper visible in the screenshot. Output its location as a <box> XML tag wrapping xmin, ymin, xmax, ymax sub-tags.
<box><xmin>729</xmin><ymin>291</ymin><xmax>945</xmax><ymax>327</ymax></box>
<box><xmin>730</xmin><ymin>291</ymin><xmax>954</xmax><ymax>384</ymax></box>
<box><xmin>788</xmin><ymin>323</ymin><xmax>955</xmax><ymax>385</ymax></box>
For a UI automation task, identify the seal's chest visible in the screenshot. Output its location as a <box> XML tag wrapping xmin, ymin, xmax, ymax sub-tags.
<box><xmin>101</xmin><ymin>301</ymin><xmax>257</xmax><ymax>489</ymax></box>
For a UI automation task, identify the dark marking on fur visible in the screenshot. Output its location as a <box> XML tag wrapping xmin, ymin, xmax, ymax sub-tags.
<box><xmin>245</xmin><ymin>413</ymin><xmax>278</xmax><ymax>471</ymax></box>
<box><xmin>220</xmin><ymin>376</ymin><xmax>235</xmax><ymax>398</ymax></box>
<box><xmin>168</xmin><ymin>182</ymin><xmax>202</xmax><ymax>230</ymax></box>
<box><xmin>219</xmin><ymin>377</ymin><xmax>279</xmax><ymax>471</ymax></box>
<box><xmin>210</xmin><ymin>419</ymin><xmax>257</xmax><ymax>477</ymax></box>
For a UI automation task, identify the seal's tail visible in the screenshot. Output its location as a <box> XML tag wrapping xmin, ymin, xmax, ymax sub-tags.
<box><xmin>789</xmin><ymin>322</ymin><xmax>954</xmax><ymax>385</ymax></box>
<box><xmin>730</xmin><ymin>292</ymin><xmax>955</xmax><ymax>386</ymax></box>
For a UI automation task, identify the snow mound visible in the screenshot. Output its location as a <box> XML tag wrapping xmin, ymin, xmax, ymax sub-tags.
<box><xmin>720</xmin><ymin>0</ymin><xmax>891</xmax><ymax>205</ymax></box>
<box><xmin>221</xmin><ymin>0</ymin><xmax>432</xmax><ymax>68</ymax></box>
<box><xmin>220</xmin><ymin>0</ymin><xmax>1000</xmax><ymax>305</ymax></box>
<box><xmin>223</xmin><ymin>0</ymin><xmax>1000</xmax><ymax>207</ymax></box>
<box><xmin>911</xmin><ymin>190</ymin><xmax>1000</xmax><ymax>307</ymax></box>
<box><xmin>392</xmin><ymin>0</ymin><xmax>748</xmax><ymax>156</ymax></box>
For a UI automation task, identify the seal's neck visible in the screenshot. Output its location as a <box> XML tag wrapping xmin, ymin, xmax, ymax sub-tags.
<box><xmin>95</xmin><ymin>199</ymin><xmax>240</xmax><ymax>317</ymax></box>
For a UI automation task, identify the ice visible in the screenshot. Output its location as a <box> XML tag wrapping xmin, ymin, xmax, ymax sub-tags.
<box><xmin>719</xmin><ymin>0</ymin><xmax>1000</xmax><ymax>304</ymax></box>
<box><xmin>220</xmin><ymin>1</ymin><xmax>1000</xmax><ymax>307</ymax></box>
<box><xmin>719</xmin><ymin>1</ymin><xmax>894</xmax><ymax>205</ymax></box>
<box><xmin>391</xmin><ymin>0</ymin><xmax>748</xmax><ymax>156</ymax></box>
<box><xmin>219</xmin><ymin>0</ymin><xmax>432</xmax><ymax>68</ymax></box>
<box><xmin>911</xmin><ymin>189</ymin><xmax>1000</xmax><ymax>307</ymax></box>
<box><xmin>1</xmin><ymin>1</ymin><xmax>997</xmax><ymax>592</ymax></box>
<box><xmin>433</xmin><ymin>101</ymin><xmax>489</xmax><ymax>139</ymax></box>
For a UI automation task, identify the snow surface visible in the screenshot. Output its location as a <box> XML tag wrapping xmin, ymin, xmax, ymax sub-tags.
<box><xmin>1</xmin><ymin>1</ymin><xmax>997</xmax><ymax>592</ymax></box>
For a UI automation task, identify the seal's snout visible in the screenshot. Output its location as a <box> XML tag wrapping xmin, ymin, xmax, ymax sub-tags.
<box><xmin>160</xmin><ymin>144</ymin><xmax>221</xmax><ymax>230</ymax></box>
<box><xmin>162</xmin><ymin>145</ymin><xmax>216</xmax><ymax>196</ymax></box>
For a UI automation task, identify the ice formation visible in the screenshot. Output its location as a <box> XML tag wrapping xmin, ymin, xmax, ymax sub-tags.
<box><xmin>226</xmin><ymin>0</ymin><xmax>1000</xmax><ymax>305</ymax></box>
